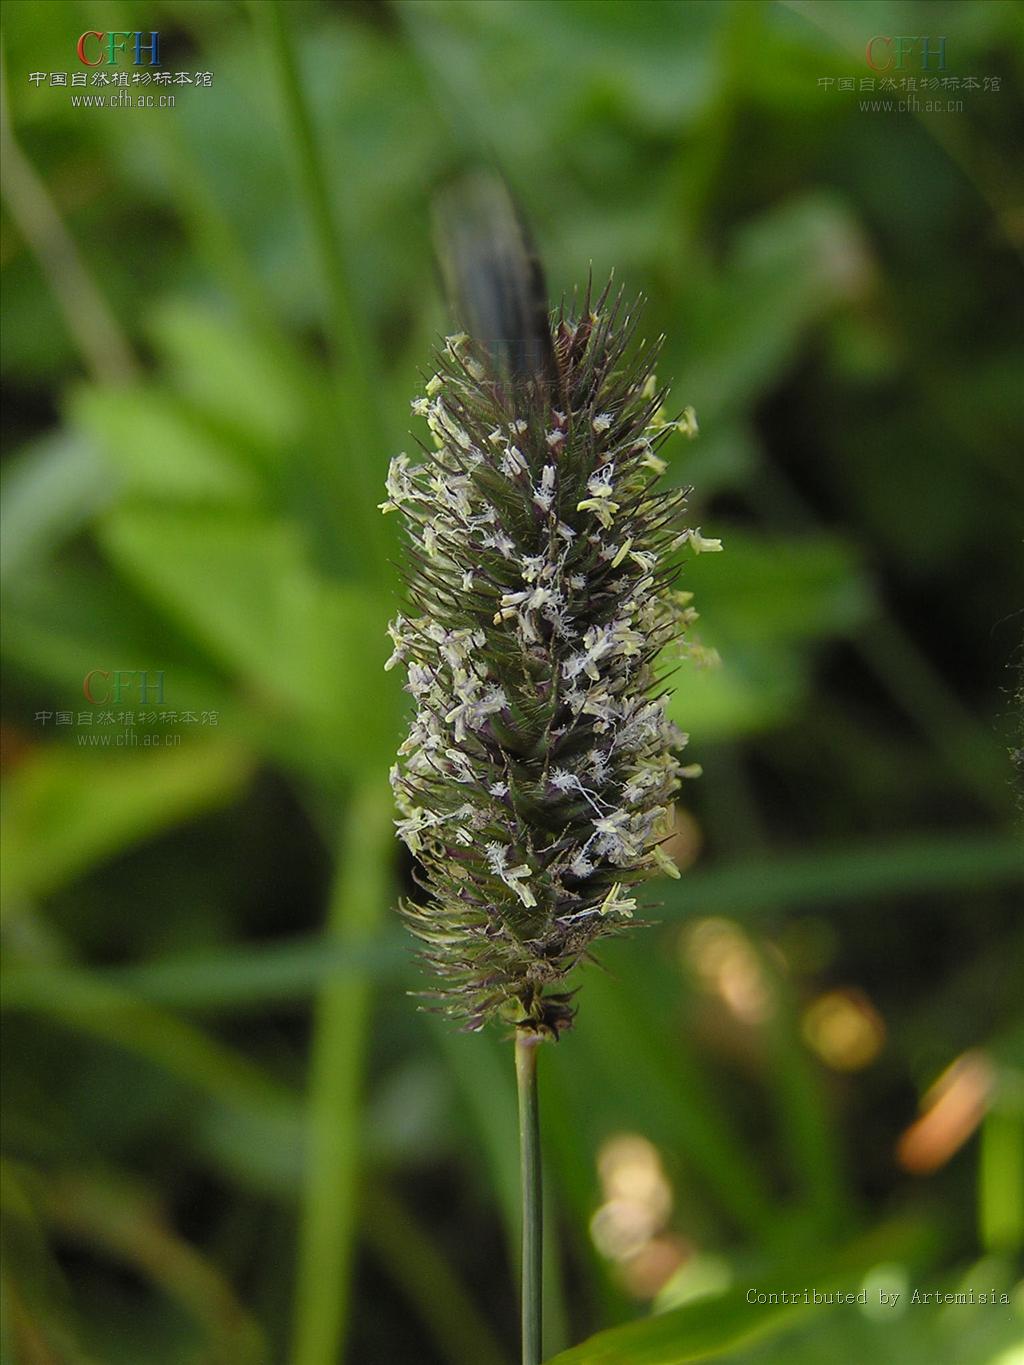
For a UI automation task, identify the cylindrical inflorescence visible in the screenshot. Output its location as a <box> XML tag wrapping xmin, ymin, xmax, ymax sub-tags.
<box><xmin>383</xmin><ymin>283</ymin><xmax>714</xmax><ymax>1034</ymax></box>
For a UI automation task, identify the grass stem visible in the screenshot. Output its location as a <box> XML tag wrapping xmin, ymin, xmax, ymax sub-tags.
<box><xmin>516</xmin><ymin>1032</ymin><xmax>543</xmax><ymax>1365</ymax></box>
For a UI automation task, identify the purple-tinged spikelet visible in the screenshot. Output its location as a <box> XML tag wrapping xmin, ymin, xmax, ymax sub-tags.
<box><xmin>383</xmin><ymin>283</ymin><xmax>718</xmax><ymax>1035</ymax></box>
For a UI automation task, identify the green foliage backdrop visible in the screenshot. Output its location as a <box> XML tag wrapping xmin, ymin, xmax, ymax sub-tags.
<box><xmin>1</xmin><ymin>2</ymin><xmax>1021</xmax><ymax>1362</ymax></box>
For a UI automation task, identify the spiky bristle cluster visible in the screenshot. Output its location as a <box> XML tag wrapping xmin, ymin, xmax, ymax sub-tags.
<box><xmin>383</xmin><ymin>286</ymin><xmax>716</xmax><ymax>1035</ymax></box>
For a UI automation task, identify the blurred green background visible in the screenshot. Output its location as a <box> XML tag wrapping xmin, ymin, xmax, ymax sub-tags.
<box><xmin>1</xmin><ymin>1</ymin><xmax>1022</xmax><ymax>1362</ymax></box>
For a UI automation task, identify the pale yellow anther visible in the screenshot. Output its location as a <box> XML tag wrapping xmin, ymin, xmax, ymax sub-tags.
<box><xmin>676</xmin><ymin>406</ymin><xmax>699</xmax><ymax>439</ymax></box>
<box><xmin>652</xmin><ymin>845</ymin><xmax>682</xmax><ymax>879</ymax></box>
<box><xmin>689</xmin><ymin>529</ymin><xmax>723</xmax><ymax>554</ymax></box>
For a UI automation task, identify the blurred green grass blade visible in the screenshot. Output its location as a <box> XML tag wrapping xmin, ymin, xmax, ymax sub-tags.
<box><xmin>0</xmin><ymin>969</ymin><xmax>302</xmax><ymax>1164</ymax></box>
<box><xmin>538</xmin><ymin>929</ymin><xmax>777</xmax><ymax>1249</ymax></box>
<box><xmin>1</xmin><ymin>1158</ymin><xmax>92</xmax><ymax>1364</ymax></box>
<box><xmin>291</xmin><ymin>780</ymin><xmax>395</xmax><ymax>1365</ymax></box>
<box><xmin>2</xmin><ymin>945</ymin><xmax>307</xmax><ymax>1198</ymax></box>
<box><xmin>857</xmin><ymin>615</ymin><xmax>1015</xmax><ymax>818</ymax></box>
<box><xmin>256</xmin><ymin>0</ymin><xmax>375</xmax><ymax>395</ymax></box>
<box><xmin>979</xmin><ymin>1110</ymin><xmax>1024</xmax><ymax>1256</ymax></box>
<box><xmin>98</xmin><ymin>0</ymin><xmax>385</xmax><ymax>571</ymax></box>
<box><xmin>435</xmin><ymin>1024</ymin><xmax>520</xmax><ymax>1259</ymax></box>
<box><xmin>900</xmin><ymin>932</ymin><xmax>1024</xmax><ymax>1068</ymax></box>
<box><xmin>752</xmin><ymin>464</ymin><xmax>1014</xmax><ymax>817</ymax></box>
<box><xmin>1</xmin><ymin>743</ymin><xmax>251</xmax><ymax>905</ymax></box>
<box><xmin>560</xmin><ymin>964</ymin><xmax>776</xmax><ymax>1239</ymax></box>
<box><xmin>44</xmin><ymin>1169</ymin><xmax>266</xmax><ymax>1365</ymax></box>
<box><xmin>0</xmin><ymin>45</ymin><xmax>138</xmax><ymax>387</ymax></box>
<box><xmin>661</xmin><ymin>835</ymin><xmax>1024</xmax><ymax>921</ymax></box>
<box><xmin>255</xmin><ymin>0</ymin><xmax>390</xmax><ymax>579</ymax></box>
<box><xmin>364</xmin><ymin>1181</ymin><xmax>509</xmax><ymax>1365</ymax></box>
<box><xmin>753</xmin><ymin>945</ymin><xmax>846</xmax><ymax>1235</ymax></box>
<box><xmin>1</xmin><ymin>933</ymin><xmax>405</xmax><ymax>1013</ymax></box>
<box><xmin>665</xmin><ymin>0</ymin><xmax>762</xmax><ymax>245</ymax></box>
<box><xmin>546</xmin><ymin>1220</ymin><xmax>933</xmax><ymax>1364</ymax></box>
<box><xmin>94</xmin><ymin>0</ymin><xmax>298</xmax><ymax>368</ymax></box>
<box><xmin>110</xmin><ymin>934</ymin><xmax>403</xmax><ymax>1009</ymax></box>
<box><xmin>9</xmin><ymin>967</ymin><xmax>519</xmax><ymax>1359</ymax></box>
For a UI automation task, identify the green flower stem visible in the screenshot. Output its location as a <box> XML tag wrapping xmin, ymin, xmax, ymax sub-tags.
<box><xmin>516</xmin><ymin>1032</ymin><xmax>544</xmax><ymax>1365</ymax></box>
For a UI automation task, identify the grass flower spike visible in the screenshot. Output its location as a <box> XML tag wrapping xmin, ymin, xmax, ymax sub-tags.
<box><xmin>385</xmin><ymin>277</ymin><xmax>715</xmax><ymax>1038</ymax></box>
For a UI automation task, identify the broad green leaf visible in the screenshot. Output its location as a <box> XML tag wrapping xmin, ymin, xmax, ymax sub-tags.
<box><xmin>667</xmin><ymin>641</ymin><xmax>804</xmax><ymax>740</ymax></box>
<box><xmin>706</xmin><ymin>1253</ymin><xmax>1023</xmax><ymax>1365</ymax></box>
<box><xmin>682</xmin><ymin>532</ymin><xmax>872</xmax><ymax>644</ymax></box>
<box><xmin>97</xmin><ymin>504</ymin><xmax>399</xmax><ymax>773</ymax></box>
<box><xmin>0</xmin><ymin>431</ymin><xmax>109</xmax><ymax>581</ymax></box>
<box><xmin>1</xmin><ymin>741</ymin><xmax>251</xmax><ymax>905</ymax></box>
<box><xmin>2</xmin><ymin>557</ymin><xmax>233</xmax><ymax>707</ymax></box>
<box><xmin>668</xmin><ymin>195</ymin><xmax>871</xmax><ymax>425</ymax></box>
<box><xmin>550</xmin><ymin>1285</ymin><xmax>802</xmax><ymax>1364</ymax></box>
<box><xmin>665</xmin><ymin>422</ymin><xmax>758</xmax><ymax>496</ymax></box>
<box><xmin>71</xmin><ymin>385</ymin><xmax>265</xmax><ymax>505</ymax></box>
<box><xmin>148</xmin><ymin>299</ymin><xmax>302</xmax><ymax>452</ymax></box>
<box><xmin>402</xmin><ymin>0</ymin><xmax>724</xmax><ymax>153</ymax></box>
<box><xmin>668</xmin><ymin>532</ymin><xmax>872</xmax><ymax>739</ymax></box>
<box><xmin>547</xmin><ymin>1221</ymin><xmax>932</xmax><ymax>1363</ymax></box>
